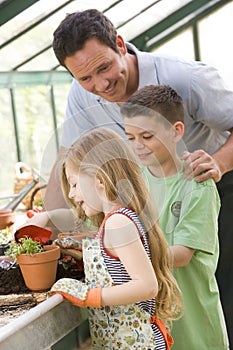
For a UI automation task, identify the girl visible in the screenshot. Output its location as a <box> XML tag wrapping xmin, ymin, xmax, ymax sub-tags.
<box><xmin>50</xmin><ymin>128</ymin><xmax>182</xmax><ymax>349</ymax></box>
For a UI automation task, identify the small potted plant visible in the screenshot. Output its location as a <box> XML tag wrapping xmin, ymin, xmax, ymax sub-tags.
<box><xmin>5</xmin><ymin>236</ymin><xmax>60</xmax><ymax>291</ymax></box>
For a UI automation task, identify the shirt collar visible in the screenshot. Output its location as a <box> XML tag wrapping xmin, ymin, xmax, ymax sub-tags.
<box><xmin>126</xmin><ymin>42</ymin><xmax>159</xmax><ymax>88</ymax></box>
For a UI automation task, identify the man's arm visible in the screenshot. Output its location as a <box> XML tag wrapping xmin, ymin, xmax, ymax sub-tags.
<box><xmin>183</xmin><ymin>128</ymin><xmax>233</xmax><ymax>183</ymax></box>
<box><xmin>181</xmin><ymin>61</ymin><xmax>233</xmax><ymax>183</ymax></box>
<box><xmin>43</xmin><ymin>146</ymin><xmax>69</xmax><ymax>210</ymax></box>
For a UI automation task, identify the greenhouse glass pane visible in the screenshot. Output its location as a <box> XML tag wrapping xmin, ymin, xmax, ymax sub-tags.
<box><xmin>0</xmin><ymin>0</ymin><xmax>66</xmax><ymax>45</ymax></box>
<box><xmin>8</xmin><ymin>84</ymin><xmax>71</xmax><ymax>183</ymax></box>
<box><xmin>118</xmin><ymin>0</ymin><xmax>192</xmax><ymax>41</ymax></box>
<box><xmin>39</xmin><ymin>83</ymin><xmax>71</xmax><ymax>182</ymax></box>
<box><xmin>0</xmin><ymin>89</ymin><xmax>17</xmax><ymax>198</ymax></box>
<box><xmin>13</xmin><ymin>86</ymin><xmax>55</xmax><ymax>173</ymax></box>
<box><xmin>105</xmin><ymin>0</ymin><xmax>157</xmax><ymax>27</ymax></box>
<box><xmin>199</xmin><ymin>1</ymin><xmax>233</xmax><ymax>90</ymax></box>
<box><xmin>152</xmin><ymin>28</ymin><xmax>194</xmax><ymax>61</ymax></box>
<box><xmin>18</xmin><ymin>48</ymin><xmax>59</xmax><ymax>71</ymax></box>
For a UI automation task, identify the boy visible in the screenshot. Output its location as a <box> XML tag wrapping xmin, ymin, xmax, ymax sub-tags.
<box><xmin>121</xmin><ymin>85</ymin><xmax>229</xmax><ymax>349</ymax></box>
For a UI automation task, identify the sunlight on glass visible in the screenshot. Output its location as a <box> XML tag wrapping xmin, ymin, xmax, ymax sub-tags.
<box><xmin>199</xmin><ymin>2</ymin><xmax>233</xmax><ymax>89</ymax></box>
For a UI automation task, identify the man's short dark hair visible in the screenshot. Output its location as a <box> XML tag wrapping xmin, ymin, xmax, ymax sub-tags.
<box><xmin>53</xmin><ymin>9</ymin><xmax>118</xmax><ymax>67</ymax></box>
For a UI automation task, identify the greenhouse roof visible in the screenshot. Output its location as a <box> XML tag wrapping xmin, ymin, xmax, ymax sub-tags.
<box><xmin>0</xmin><ymin>0</ymin><xmax>230</xmax><ymax>88</ymax></box>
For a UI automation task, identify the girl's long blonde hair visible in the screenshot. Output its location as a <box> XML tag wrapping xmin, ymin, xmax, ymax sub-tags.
<box><xmin>61</xmin><ymin>128</ymin><xmax>182</xmax><ymax>323</ymax></box>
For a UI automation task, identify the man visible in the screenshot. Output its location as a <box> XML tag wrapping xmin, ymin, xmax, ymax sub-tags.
<box><xmin>45</xmin><ymin>9</ymin><xmax>233</xmax><ymax>346</ymax></box>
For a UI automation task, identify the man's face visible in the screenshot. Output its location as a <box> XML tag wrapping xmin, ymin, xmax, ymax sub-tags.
<box><xmin>64</xmin><ymin>37</ymin><xmax>130</xmax><ymax>102</ymax></box>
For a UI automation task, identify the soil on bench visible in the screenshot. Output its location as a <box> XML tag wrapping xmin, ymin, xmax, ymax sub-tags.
<box><xmin>0</xmin><ymin>259</ymin><xmax>84</xmax><ymax>327</ymax></box>
<box><xmin>0</xmin><ymin>261</ymin><xmax>84</xmax><ymax>295</ymax></box>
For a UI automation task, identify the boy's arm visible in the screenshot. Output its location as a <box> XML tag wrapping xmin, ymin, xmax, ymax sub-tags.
<box><xmin>168</xmin><ymin>180</ymin><xmax>220</xmax><ymax>265</ymax></box>
<box><xmin>169</xmin><ymin>245</ymin><xmax>195</xmax><ymax>267</ymax></box>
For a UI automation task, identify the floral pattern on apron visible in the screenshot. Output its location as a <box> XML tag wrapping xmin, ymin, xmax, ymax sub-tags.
<box><xmin>83</xmin><ymin>237</ymin><xmax>158</xmax><ymax>349</ymax></box>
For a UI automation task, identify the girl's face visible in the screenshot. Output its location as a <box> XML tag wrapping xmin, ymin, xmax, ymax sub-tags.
<box><xmin>66</xmin><ymin>163</ymin><xmax>104</xmax><ymax>217</ymax></box>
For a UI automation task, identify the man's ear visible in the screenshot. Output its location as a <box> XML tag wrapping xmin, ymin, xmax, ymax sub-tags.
<box><xmin>116</xmin><ymin>35</ymin><xmax>127</xmax><ymax>55</ymax></box>
<box><xmin>173</xmin><ymin>121</ymin><xmax>184</xmax><ymax>142</ymax></box>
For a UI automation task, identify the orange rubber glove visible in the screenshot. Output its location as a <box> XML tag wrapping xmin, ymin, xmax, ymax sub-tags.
<box><xmin>51</xmin><ymin>287</ymin><xmax>102</xmax><ymax>308</ymax></box>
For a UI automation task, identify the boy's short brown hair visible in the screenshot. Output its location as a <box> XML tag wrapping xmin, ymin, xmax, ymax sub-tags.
<box><xmin>121</xmin><ymin>85</ymin><xmax>184</xmax><ymax>125</ymax></box>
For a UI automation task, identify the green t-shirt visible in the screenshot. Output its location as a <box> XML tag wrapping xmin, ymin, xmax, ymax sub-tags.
<box><xmin>143</xmin><ymin>166</ymin><xmax>229</xmax><ymax>349</ymax></box>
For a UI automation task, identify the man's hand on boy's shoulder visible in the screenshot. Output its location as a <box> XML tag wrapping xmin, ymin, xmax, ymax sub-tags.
<box><xmin>182</xmin><ymin>150</ymin><xmax>222</xmax><ymax>183</ymax></box>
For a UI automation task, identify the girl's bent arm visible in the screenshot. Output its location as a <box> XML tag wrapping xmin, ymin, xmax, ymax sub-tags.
<box><xmin>101</xmin><ymin>214</ymin><xmax>158</xmax><ymax>306</ymax></box>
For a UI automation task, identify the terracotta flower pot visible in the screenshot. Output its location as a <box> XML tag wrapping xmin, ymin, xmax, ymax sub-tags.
<box><xmin>0</xmin><ymin>210</ymin><xmax>16</xmax><ymax>232</ymax></box>
<box><xmin>17</xmin><ymin>245</ymin><xmax>60</xmax><ymax>291</ymax></box>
